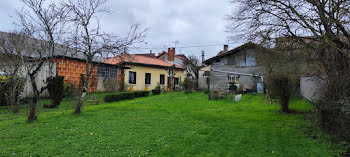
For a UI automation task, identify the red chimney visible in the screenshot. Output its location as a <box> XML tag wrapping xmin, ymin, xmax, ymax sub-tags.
<box><xmin>168</xmin><ymin>48</ymin><xmax>175</xmax><ymax>61</ymax></box>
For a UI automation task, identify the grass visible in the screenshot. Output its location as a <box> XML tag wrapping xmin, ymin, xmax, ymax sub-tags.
<box><xmin>0</xmin><ymin>92</ymin><xmax>347</xmax><ymax>156</ymax></box>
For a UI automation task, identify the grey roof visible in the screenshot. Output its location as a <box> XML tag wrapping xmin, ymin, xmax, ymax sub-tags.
<box><xmin>0</xmin><ymin>31</ymin><xmax>105</xmax><ymax>63</ymax></box>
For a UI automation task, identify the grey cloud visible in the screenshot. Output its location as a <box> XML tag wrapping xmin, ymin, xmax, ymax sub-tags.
<box><xmin>0</xmin><ymin>0</ymin><xmax>242</xmax><ymax>60</ymax></box>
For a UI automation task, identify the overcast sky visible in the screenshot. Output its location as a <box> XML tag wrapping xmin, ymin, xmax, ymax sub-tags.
<box><xmin>0</xmin><ymin>0</ymin><xmax>243</xmax><ymax>60</ymax></box>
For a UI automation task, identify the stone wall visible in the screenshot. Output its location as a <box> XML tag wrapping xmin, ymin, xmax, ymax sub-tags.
<box><xmin>209</xmin><ymin>65</ymin><xmax>263</xmax><ymax>92</ymax></box>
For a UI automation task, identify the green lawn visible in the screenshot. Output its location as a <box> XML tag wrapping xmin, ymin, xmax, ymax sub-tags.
<box><xmin>0</xmin><ymin>92</ymin><xmax>347</xmax><ymax>156</ymax></box>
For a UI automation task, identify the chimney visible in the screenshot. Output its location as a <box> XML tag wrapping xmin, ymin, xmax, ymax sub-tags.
<box><xmin>150</xmin><ymin>50</ymin><xmax>152</xmax><ymax>54</ymax></box>
<box><xmin>201</xmin><ymin>50</ymin><xmax>205</xmax><ymax>65</ymax></box>
<box><xmin>224</xmin><ymin>45</ymin><xmax>228</xmax><ymax>52</ymax></box>
<box><xmin>168</xmin><ymin>47</ymin><xmax>175</xmax><ymax>61</ymax></box>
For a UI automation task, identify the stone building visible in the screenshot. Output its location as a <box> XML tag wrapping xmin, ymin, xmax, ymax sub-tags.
<box><xmin>203</xmin><ymin>42</ymin><xmax>264</xmax><ymax>93</ymax></box>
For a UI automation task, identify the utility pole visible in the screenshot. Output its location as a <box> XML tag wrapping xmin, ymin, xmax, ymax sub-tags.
<box><xmin>201</xmin><ymin>50</ymin><xmax>205</xmax><ymax>65</ymax></box>
<box><xmin>173</xmin><ymin>40</ymin><xmax>179</xmax><ymax>48</ymax></box>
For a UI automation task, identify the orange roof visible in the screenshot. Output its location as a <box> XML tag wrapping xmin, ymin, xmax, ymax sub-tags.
<box><xmin>104</xmin><ymin>55</ymin><xmax>184</xmax><ymax>69</ymax></box>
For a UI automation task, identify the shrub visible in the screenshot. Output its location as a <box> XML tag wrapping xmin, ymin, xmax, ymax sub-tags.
<box><xmin>152</xmin><ymin>90</ymin><xmax>161</xmax><ymax>95</ymax></box>
<box><xmin>208</xmin><ymin>91</ymin><xmax>226</xmax><ymax>100</ymax></box>
<box><xmin>134</xmin><ymin>91</ymin><xmax>150</xmax><ymax>98</ymax></box>
<box><xmin>0</xmin><ymin>77</ymin><xmax>25</xmax><ymax>111</ymax></box>
<box><xmin>182</xmin><ymin>77</ymin><xmax>194</xmax><ymax>94</ymax></box>
<box><xmin>155</xmin><ymin>83</ymin><xmax>161</xmax><ymax>90</ymax></box>
<box><xmin>45</xmin><ymin>76</ymin><xmax>64</xmax><ymax>108</ymax></box>
<box><xmin>104</xmin><ymin>92</ymin><xmax>135</xmax><ymax>103</ymax></box>
<box><xmin>203</xmin><ymin>88</ymin><xmax>210</xmax><ymax>94</ymax></box>
<box><xmin>267</xmin><ymin>74</ymin><xmax>296</xmax><ymax>113</ymax></box>
<box><xmin>313</xmin><ymin>75</ymin><xmax>350</xmax><ymax>143</ymax></box>
<box><xmin>63</xmin><ymin>82</ymin><xmax>73</xmax><ymax>97</ymax></box>
<box><xmin>119</xmin><ymin>81</ymin><xmax>128</xmax><ymax>91</ymax></box>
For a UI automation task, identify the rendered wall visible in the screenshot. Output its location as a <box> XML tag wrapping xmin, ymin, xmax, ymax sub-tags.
<box><xmin>123</xmin><ymin>65</ymin><xmax>185</xmax><ymax>91</ymax></box>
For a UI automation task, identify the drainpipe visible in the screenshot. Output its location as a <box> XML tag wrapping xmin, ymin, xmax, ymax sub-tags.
<box><xmin>210</xmin><ymin>68</ymin><xmax>264</xmax><ymax>82</ymax></box>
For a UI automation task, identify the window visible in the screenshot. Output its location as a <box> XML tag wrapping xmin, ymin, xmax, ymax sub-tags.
<box><xmin>129</xmin><ymin>71</ymin><xmax>136</xmax><ymax>84</ymax></box>
<box><xmin>160</xmin><ymin>74</ymin><xmax>165</xmax><ymax>85</ymax></box>
<box><xmin>174</xmin><ymin>77</ymin><xmax>179</xmax><ymax>85</ymax></box>
<box><xmin>228</xmin><ymin>75</ymin><xmax>240</xmax><ymax>83</ymax></box>
<box><xmin>98</xmin><ymin>65</ymin><xmax>118</xmax><ymax>78</ymax></box>
<box><xmin>227</xmin><ymin>54</ymin><xmax>236</xmax><ymax>65</ymax></box>
<box><xmin>246</xmin><ymin>49</ymin><xmax>256</xmax><ymax>66</ymax></box>
<box><xmin>235</xmin><ymin>52</ymin><xmax>246</xmax><ymax>67</ymax></box>
<box><xmin>145</xmin><ymin>73</ymin><xmax>151</xmax><ymax>85</ymax></box>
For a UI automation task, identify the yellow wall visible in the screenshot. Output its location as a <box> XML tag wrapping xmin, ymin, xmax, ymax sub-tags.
<box><xmin>124</xmin><ymin>65</ymin><xmax>185</xmax><ymax>91</ymax></box>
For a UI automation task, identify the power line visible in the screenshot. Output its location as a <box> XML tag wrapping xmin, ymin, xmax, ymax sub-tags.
<box><xmin>129</xmin><ymin>43</ymin><xmax>235</xmax><ymax>50</ymax></box>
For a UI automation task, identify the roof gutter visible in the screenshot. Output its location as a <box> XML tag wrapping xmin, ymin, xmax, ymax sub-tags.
<box><xmin>210</xmin><ymin>68</ymin><xmax>264</xmax><ymax>82</ymax></box>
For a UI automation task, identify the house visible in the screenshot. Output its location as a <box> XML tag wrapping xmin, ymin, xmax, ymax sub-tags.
<box><xmin>53</xmin><ymin>56</ymin><xmax>126</xmax><ymax>93</ymax></box>
<box><xmin>0</xmin><ymin>31</ymin><xmax>126</xmax><ymax>97</ymax></box>
<box><xmin>203</xmin><ymin>42</ymin><xmax>264</xmax><ymax>93</ymax></box>
<box><xmin>155</xmin><ymin>48</ymin><xmax>188</xmax><ymax>67</ymax></box>
<box><xmin>104</xmin><ymin>54</ymin><xmax>185</xmax><ymax>91</ymax></box>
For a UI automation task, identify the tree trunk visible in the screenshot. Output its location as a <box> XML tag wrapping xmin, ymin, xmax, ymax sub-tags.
<box><xmin>280</xmin><ymin>96</ymin><xmax>290</xmax><ymax>113</ymax></box>
<box><xmin>75</xmin><ymin>62</ymin><xmax>91</xmax><ymax>114</ymax></box>
<box><xmin>27</xmin><ymin>95</ymin><xmax>38</xmax><ymax>122</ymax></box>
<box><xmin>74</xmin><ymin>88</ymin><xmax>87</xmax><ymax>114</ymax></box>
<box><xmin>27</xmin><ymin>63</ymin><xmax>43</xmax><ymax>122</ymax></box>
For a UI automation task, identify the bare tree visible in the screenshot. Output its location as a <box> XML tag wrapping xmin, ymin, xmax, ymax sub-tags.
<box><xmin>15</xmin><ymin>0</ymin><xmax>68</xmax><ymax>122</ymax></box>
<box><xmin>228</xmin><ymin>0</ymin><xmax>350</xmax><ymax>139</ymax></box>
<box><xmin>166</xmin><ymin>64</ymin><xmax>177</xmax><ymax>92</ymax></box>
<box><xmin>0</xmin><ymin>31</ymin><xmax>27</xmax><ymax>114</ymax></box>
<box><xmin>182</xmin><ymin>55</ymin><xmax>200</xmax><ymax>89</ymax></box>
<box><xmin>227</xmin><ymin>0</ymin><xmax>350</xmax><ymax>73</ymax></box>
<box><xmin>17</xmin><ymin>0</ymin><xmax>69</xmax><ymax>76</ymax></box>
<box><xmin>65</xmin><ymin>0</ymin><xmax>147</xmax><ymax>114</ymax></box>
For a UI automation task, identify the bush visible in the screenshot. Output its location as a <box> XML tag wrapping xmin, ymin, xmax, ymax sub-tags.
<box><xmin>134</xmin><ymin>91</ymin><xmax>150</xmax><ymax>98</ymax></box>
<box><xmin>104</xmin><ymin>91</ymin><xmax>150</xmax><ymax>103</ymax></box>
<box><xmin>0</xmin><ymin>77</ymin><xmax>25</xmax><ymax>109</ymax></box>
<box><xmin>119</xmin><ymin>81</ymin><xmax>128</xmax><ymax>92</ymax></box>
<box><xmin>0</xmin><ymin>82</ymin><xmax>7</xmax><ymax>106</ymax></box>
<box><xmin>208</xmin><ymin>91</ymin><xmax>226</xmax><ymax>100</ymax></box>
<box><xmin>152</xmin><ymin>90</ymin><xmax>161</xmax><ymax>95</ymax></box>
<box><xmin>63</xmin><ymin>82</ymin><xmax>73</xmax><ymax>97</ymax></box>
<box><xmin>228</xmin><ymin>82</ymin><xmax>238</xmax><ymax>93</ymax></box>
<box><xmin>313</xmin><ymin>75</ymin><xmax>350</xmax><ymax>143</ymax></box>
<box><xmin>266</xmin><ymin>74</ymin><xmax>296</xmax><ymax>113</ymax></box>
<box><xmin>203</xmin><ymin>88</ymin><xmax>210</xmax><ymax>94</ymax></box>
<box><xmin>183</xmin><ymin>77</ymin><xmax>194</xmax><ymax>94</ymax></box>
<box><xmin>45</xmin><ymin>76</ymin><xmax>64</xmax><ymax>108</ymax></box>
<box><xmin>104</xmin><ymin>92</ymin><xmax>135</xmax><ymax>103</ymax></box>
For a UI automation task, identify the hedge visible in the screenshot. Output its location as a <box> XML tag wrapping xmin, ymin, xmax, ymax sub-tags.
<box><xmin>134</xmin><ymin>91</ymin><xmax>150</xmax><ymax>98</ymax></box>
<box><xmin>152</xmin><ymin>90</ymin><xmax>161</xmax><ymax>95</ymax></box>
<box><xmin>104</xmin><ymin>91</ymin><xmax>150</xmax><ymax>103</ymax></box>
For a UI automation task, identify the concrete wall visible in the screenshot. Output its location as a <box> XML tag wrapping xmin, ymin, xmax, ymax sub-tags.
<box><xmin>22</xmin><ymin>62</ymin><xmax>56</xmax><ymax>98</ymax></box>
<box><xmin>124</xmin><ymin>65</ymin><xmax>185</xmax><ymax>91</ymax></box>
<box><xmin>198</xmin><ymin>66</ymin><xmax>210</xmax><ymax>89</ymax></box>
<box><xmin>96</xmin><ymin>78</ymin><xmax>119</xmax><ymax>92</ymax></box>
<box><xmin>300</xmin><ymin>76</ymin><xmax>325</xmax><ymax>101</ymax></box>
